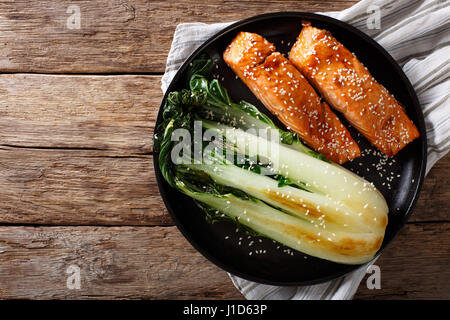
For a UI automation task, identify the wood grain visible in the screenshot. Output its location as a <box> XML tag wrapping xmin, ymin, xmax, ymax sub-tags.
<box><xmin>355</xmin><ymin>223</ymin><xmax>450</xmax><ymax>300</ymax></box>
<box><xmin>0</xmin><ymin>0</ymin><xmax>358</xmax><ymax>73</ymax></box>
<box><xmin>410</xmin><ymin>156</ymin><xmax>450</xmax><ymax>222</ymax></box>
<box><xmin>0</xmin><ymin>223</ymin><xmax>447</xmax><ymax>299</ymax></box>
<box><xmin>0</xmin><ymin>226</ymin><xmax>243</xmax><ymax>299</ymax></box>
<box><xmin>0</xmin><ymin>147</ymin><xmax>171</xmax><ymax>226</ymax></box>
<box><xmin>0</xmin><ymin>74</ymin><xmax>159</xmax><ymax>154</ymax></box>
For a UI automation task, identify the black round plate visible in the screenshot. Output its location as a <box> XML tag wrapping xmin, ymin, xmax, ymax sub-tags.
<box><xmin>153</xmin><ymin>12</ymin><xmax>427</xmax><ymax>286</ymax></box>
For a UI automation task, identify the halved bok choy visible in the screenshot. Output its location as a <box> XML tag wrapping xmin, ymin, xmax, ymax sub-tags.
<box><xmin>153</xmin><ymin>56</ymin><xmax>388</xmax><ymax>264</ymax></box>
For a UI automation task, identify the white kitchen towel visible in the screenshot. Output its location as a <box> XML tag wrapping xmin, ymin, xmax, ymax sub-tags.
<box><xmin>161</xmin><ymin>0</ymin><xmax>450</xmax><ymax>299</ymax></box>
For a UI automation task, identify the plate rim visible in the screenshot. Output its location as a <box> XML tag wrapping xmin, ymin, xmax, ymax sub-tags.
<box><xmin>153</xmin><ymin>11</ymin><xmax>427</xmax><ymax>286</ymax></box>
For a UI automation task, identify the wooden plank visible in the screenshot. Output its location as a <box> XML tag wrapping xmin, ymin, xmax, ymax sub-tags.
<box><xmin>1</xmin><ymin>146</ymin><xmax>447</xmax><ymax>225</ymax></box>
<box><xmin>409</xmin><ymin>155</ymin><xmax>450</xmax><ymax>222</ymax></box>
<box><xmin>0</xmin><ymin>226</ymin><xmax>243</xmax><ymax>299</ymax></box>
<box><xmin>0</xmin><ymin>223</ymin><xmax>447</xmax><ymax>299</ymax></box>
<box><xmin>0</xmin><ymin>0</ymin><xmax>358</xmax><ymax>73</ymax></box>
<box><xmin>0</xmin><ymin>147</ymin><xmax>170</xmax><ymax>226</ymax></box>
<box><xmin>0</xmin><ymin>74</ymin><xmax>159</xmax><ymax>154</ymax></box>
<box><xmin>355</xmin><ymin>223</ymin><xmax>450</xmax><ymax>299</ymax></box>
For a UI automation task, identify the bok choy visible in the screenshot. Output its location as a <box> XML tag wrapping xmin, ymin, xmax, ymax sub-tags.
<box><xmin>154</xmin><ymin>55</ymin><xmax>388</xmax><ymax>264</ymax></box>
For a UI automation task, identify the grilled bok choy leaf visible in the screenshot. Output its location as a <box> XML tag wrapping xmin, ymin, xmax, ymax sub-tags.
<box><xmin>154</xmin><ymin>56</ymin><xmax>388</xmax><ymax>264</ymax></box>
<box><xmin>188</xmin><ymin>57</ymin><xmax>327</xmax><ymax>161</ymax></box>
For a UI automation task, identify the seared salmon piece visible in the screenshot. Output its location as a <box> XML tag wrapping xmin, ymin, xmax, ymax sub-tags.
<box><xmin>223</xmin><ymin>31</ymin><xmax>360</xmax><ymax>164</ymax></box>
<box><xmin>289</xmin><ymin>22</ymin><xmax>420</xmax><ymax>156</ymax></box>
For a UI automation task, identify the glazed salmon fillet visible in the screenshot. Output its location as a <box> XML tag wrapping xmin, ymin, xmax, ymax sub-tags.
<box><xmin>289</xmin><ymin>22</ymin><xmax>420</xmax><ymax>156</ymax></box>
<box><xmin>223</xmin><ymin>31</ymin><xmax>360</xmax><ymax>164</ymax></box>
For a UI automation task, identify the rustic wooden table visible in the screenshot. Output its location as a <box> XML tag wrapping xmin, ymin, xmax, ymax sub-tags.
<box><xmin>0</xmin><ymin>0</ymin><xmax>448</xmax><ymax>300</ymax></box>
